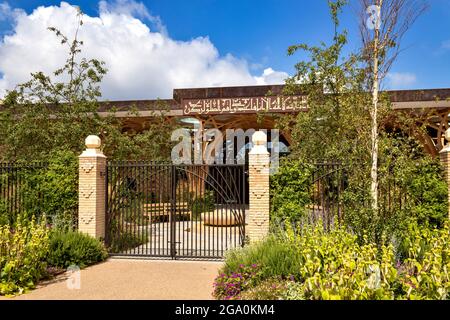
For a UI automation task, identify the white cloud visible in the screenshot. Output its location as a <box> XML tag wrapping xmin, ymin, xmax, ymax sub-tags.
<box><xmin>254</xmin><ymin>68</ymin><xmax>289</xmax><ymax>85</ymax></box>
<box><xmin>386</xmin><ymin>72</ymin><xmax>417</xmax><ymax>89</ymax></box>
<box><xmin>0</xmin><ymin>2</ymin><xmax>24</xmax><ymax>21</ymax></box>
<box><xmin>0</xmin><ymin>1</ymin><xmax>288</xmax><ymax>100</ymax></box>
<box><xmin>98</xmin><ymin>0</ymin><xmax>167</xmax><ymax>35</ymax></box>
<box><xmin>0</xmin><ymin>2</ymin><xmax>10</xmax><ymax>20</ymax></box>
<box><xmin>442</xmin><ymin>40</ymin><xmax>450</xmax><ymax>50</ymax></box>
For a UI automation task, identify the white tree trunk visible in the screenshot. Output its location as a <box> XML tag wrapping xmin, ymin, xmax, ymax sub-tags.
<box><xmin>370</xmin><ymin>7</ymin><xmax>381</xmax><ymax>213</ymax></box>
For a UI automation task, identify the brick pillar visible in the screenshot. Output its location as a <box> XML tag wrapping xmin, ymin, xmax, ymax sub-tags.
<box><xmin>78</xmin><ymin>135</ymin><xmax>106</xmax><ymax>239</ymax></box>
<box><xmin>248</xmin><ymin>131</ymin><xmax>270</xmax><ymax>242</ymax></box>
<box><xmin>439</xmin><ymin>129</ymin><xmax>450</xmax><ymax>219</ymax></box>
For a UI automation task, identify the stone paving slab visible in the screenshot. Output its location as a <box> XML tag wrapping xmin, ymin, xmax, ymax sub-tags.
<box><xmin>1</xmin><ymin>259</ymin><xmax>222</xmax><ymax>300</ymax></box>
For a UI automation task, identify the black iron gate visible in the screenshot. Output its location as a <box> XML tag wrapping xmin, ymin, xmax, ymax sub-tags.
<box><xmin>105</xmin><ymin>161</ymin><xmax>247</xmax><ymax>259</ymax></box>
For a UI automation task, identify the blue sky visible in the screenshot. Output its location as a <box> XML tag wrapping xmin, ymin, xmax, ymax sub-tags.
<box><xmin>0</xmin><ymin>0</ymin><xmax>449</xmax><ymax>99</ymax></box>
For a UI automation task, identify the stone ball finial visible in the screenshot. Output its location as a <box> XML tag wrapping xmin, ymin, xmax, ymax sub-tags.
<box><xmin>252</xmin><ymin>131</ymin><xmax>267</xmax><ymax>146</ymax></box>
<box><xmin>85</xmin><ymin>135</ymin><xmax>101</xmax><ymax>149</ymax></box>
<box><xmin>445</xmin><ymin>128</ymin><xmax>450</xmax><ymax>142</ymax></box>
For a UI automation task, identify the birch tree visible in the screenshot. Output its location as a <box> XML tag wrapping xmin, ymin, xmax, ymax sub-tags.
<box><xmin>359</xmin><ymin>0</ymin><xmax>428</xmax><ymax>212</ymax></box>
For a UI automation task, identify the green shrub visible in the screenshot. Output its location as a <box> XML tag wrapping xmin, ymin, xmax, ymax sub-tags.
<box><xmin>239</xmin><ymin>278</ymin><xmax>289</xmax><ymax>300</ymax></box>
<box><xmin>108</xmin><ymin>230</ymin><xmax>149</xmax><ymax>253</ymax></box>
<box><xmin>341</xmin><ymin>157</ymin><xmax>448</xmax><ymax>246</ymax></box>
<box><xmin>50</xmin><ymin>211</ymin><xmax>77</xmax><ymax>232</ymax></box>
<box><xmin>190</xmin><ymin>190</ymin><xmax>215</xmax><ymax>220</ymax></box>
<box><xmin>0</xmin><ymin>200</ymin><xmax>9</xmax><ymax>226</ymax></box>
<box><xmin>213</xmin><ymin>264</ymin><xmax>264</xmax><ymax>300</ymax></box>
<box><xmin>223</xmin><ymin>235</ymin><xmax>303</xmax><ymax>281</ymax></box>
<box><xmin>0</xmin><ymin>151</ymin><xmax>78</xmax><ymax>226</ymax></box>
<box><xmin>32</xmin><ymin>150</ymin><xmax>79</xmax><ymax>221</ymax></box>
<box><xmin>397</xmin><ymin>221</ymin><xmax>450</xmax><ymax>299</ymax></box>
<box><xmin>400</xmin><ymin>157</ymin><xmax>448</xmax><ymax>228</ymax></box>
<box><xmin>47</xmin><ymin>230</ymin><xmax>108</xmax><ymax>269</ymax></box>
<box><xmin>270</xmin><ymin>161</ymin><xmax>312</xmax><ymax>223</ymax></box>
<box><xmin>217</xmin><ymin>220</ymin><xmax>450</xmax><ymax>300</ymax></box>
<box><xmin>0</xmin><ymin>215</ymin><xmax>50</xmax><ymax>296</ymax></box>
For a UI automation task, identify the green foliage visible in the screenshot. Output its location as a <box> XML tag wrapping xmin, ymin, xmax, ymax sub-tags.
<box><xmin>278</xmin><ymin>0</ymin><xmax>440</xmax><ymax>248</ymax></box>
<box><xmin>0</xmin><ymin>164</ymin><xmax>48</xmax><ymax>226</ymax></box>
<box><xmin>0</xmin><ymin>10</ymin><xmax>176</xmax><ymax>163</ymax></box>
<box><xmin>342</xmin><ymin>146</ymin><xmax>448</xmax><ymax>245</ymax></box>
<box><xmin>270</xmin><ymin>161</ymin><xmax>312</xmax><ymax>223</ymax></box>
<box><xmin>50</xmin><ymin>211</ymin><xmax>78</xmax><ymax>233</ymax></box>
<box><xmin>108</xmin><ymin>230</ymin><xmax>149</xmax><ymax>253</ymax></box>
<box><xmin>190</xmin><ymin>190</ymin><xmax>215</xmax><ymax>220</ymax></box>
<box><xmin>398</xmin><ymin>222</ymin><xmax>450</xmax><ymax>299</ymax></box>
<box><xmin>213</xmin><ymin>264</ymin><xmax>264</xmax><ymax>300</ymax></box>
<box><xmin>0</xmin><ymin>200</ymin><xmax>9</xmax><ymax>226</ymax></box>
<box><xmin>0</xmin><ymin>151</ymin><xmax>78</xmax><ymax>227</ymax></box>
<box><xmin>33</xmin><ymin>150</ymin><xmax>79</xmax><ymax>221</ymax></box>
<box><xmin>217</xmin><ymin>220</ymin><xmax>450</xmax><ymax>300</ymax></box>
<box><xmin>400</xmin><ymin>157</ymin><xmax>448</xmax><ymax>228</ymax></box>
<box><xmin>282</xmin><ymin>0</ymin><xmax>371</xmax><ymax>164</ymax></box>
<box><xmin>238</xmin><ymin>278</ymin><xmax>289</xmax><ymax>300</ymax></box>
<box><xmin>0</xmin><ymin>215</ymin><xmax>50</xmax><ymax>296</ymax></box>
<box><xmin>222</xmin><ymin>235</ymin><xmax>303</xmax><ymax>281</ymax></box>
<box><xmin>46</xmin><ymin>230</ymin><xmax>108</xmax><ymax>269</ymax></box>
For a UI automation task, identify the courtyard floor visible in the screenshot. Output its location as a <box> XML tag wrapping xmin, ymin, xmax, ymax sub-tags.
<box><xmin>1</xmin><ymin>258</ymin><xmax>222</xmax><ymax>300</ymax></box>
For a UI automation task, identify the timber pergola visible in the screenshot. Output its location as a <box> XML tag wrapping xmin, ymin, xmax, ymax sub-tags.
<box><xmin>93</xmin><ymin>85</ymin><xmax>450</xmax><ymax>157</ymax></box>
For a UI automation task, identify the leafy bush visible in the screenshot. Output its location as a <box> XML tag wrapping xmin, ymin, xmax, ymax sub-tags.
<box><xmin>0</xmin><ymin>200</ymin><xmax>9</xmax><ymax>226</ymax></box>
<box><xmin>0</xmin><ymin>151</ymin><xmax>78</xmax><ymax>227</ymax></box>
<box><xmin>270</xmin><ymin>161</ymin><xmax>312</xmax><ymax>223</ymax></box>
<box><xmin>217</xmin><ymin>220</ymin><xmax>450</xmax><ymax>300</ymax></box>
<box><xmin>108</xmin><ymin>230</ymin><xmax>149</xmax><ymax>253</ymax></box>
<box><xmin>239</xmin><ymin>278</ymin><xmax>289</xmax><ymax>300</ymax></box>
<box><xmin>341</xmin><ymin>156</ymin><xmax>448</xmax><ymax>246</ymax></box>
<box><xmin>31</xmin><ymin>150</ymin><xmax>79</xmax><ymax>222</ymax></box>
<box><xmin>213</xmin><ymin>264</ymin><xmax>264</xmax><ymax>300</ymax></box>
<box><xmin>190</xmin><ymin>190</ymin><xmax>215</xmax><ymax>220</ymax></box>
<box><xmin>223</xmin><ymin>235</ymin><xmax>303</xmax><ymax>280</ymax></box>
<box><xmin>397</xmin><ymin>222</ymin><xmax>450</xmax><ymax>299</ymax></box>
<box><xmin>400</xmin><ymin>157</ymin><xmax>448</xmax><ymax>228</ymax></box>
<box><xmin>0</xmin><ymin>215</ymin><xmax>50</xmax><ymax>296</ymax></box>
<box><xmin>47</xmin><ymin>230</ymin><xmax>108</xmax><ymax>269</ymax></box>
<box><xmin>50</xmin><ymin>211</ymin><xmax>77</xmax><ymax>232</ymax></box>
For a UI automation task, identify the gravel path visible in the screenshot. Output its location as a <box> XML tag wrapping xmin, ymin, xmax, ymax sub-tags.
<box><xmin>2</xmin><ymin>258</ymin><xmax>222</xmax><ymax>300</ymax></box>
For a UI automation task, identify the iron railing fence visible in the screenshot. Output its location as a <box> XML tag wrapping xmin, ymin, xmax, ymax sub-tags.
<box><xmin>0</xmin><ymin>162</ymin><xmax>48</xmax><ymax>219</ymax></box>
<box><xmin>292</xmin><ymin>161</ymin><xmax>411</xmax><ymax>229</ymax></box>
<box><xmin>0</xmin><ymin>162</ymin><xmax>78</xmax><ymax>228</ymax></box>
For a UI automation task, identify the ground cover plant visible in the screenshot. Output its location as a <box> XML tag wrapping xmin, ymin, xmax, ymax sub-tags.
<box><xmin>0</xmin><ymin>213</ymin><xmax>108</xmax><ymax>296</ymax></box>
<box><xmin>215</xmin><ymin>220</ymin><xmax>450</xmax><ymax>300</ymax></box>
<box><xmin>46</xmin><ymin>230</ymin><xmax>108</xmax><ymax>269</ymax></box>
<box><xmin>0</xmin><ymin>215</ymin><xmax>49</xmax><ymax>296</ymax></box>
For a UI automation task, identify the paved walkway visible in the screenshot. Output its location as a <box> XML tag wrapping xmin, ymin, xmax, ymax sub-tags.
<box><xmin>2</xmin><ymin>259</ymin><xmax>222</xmax><ymax>300</ymax></box>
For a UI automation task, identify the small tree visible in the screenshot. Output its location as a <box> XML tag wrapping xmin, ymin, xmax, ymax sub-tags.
<box><xmin>283</xmin><ymin>0</ymin><xmax>370</xmax><ymax>164</ymax></box>
<box><xmin>0</xmin><ymin>8</ymin><xmax>176</xmax><ymax>161</ymax></box>
<box><xmin>280</xmin><ymin>0</ymin><xmax>443</xmax><ymax>245</ymax></box>
<box><xmin>359</xmin><ymin>0</ymin><xmax>428</xmax><ymax>212</ymax></box>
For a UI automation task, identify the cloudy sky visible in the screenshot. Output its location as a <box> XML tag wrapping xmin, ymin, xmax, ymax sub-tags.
<box><xmin>0</xmin><ymin>0</ymin><xmax>449</xmax><ymax>100</ymax></box>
